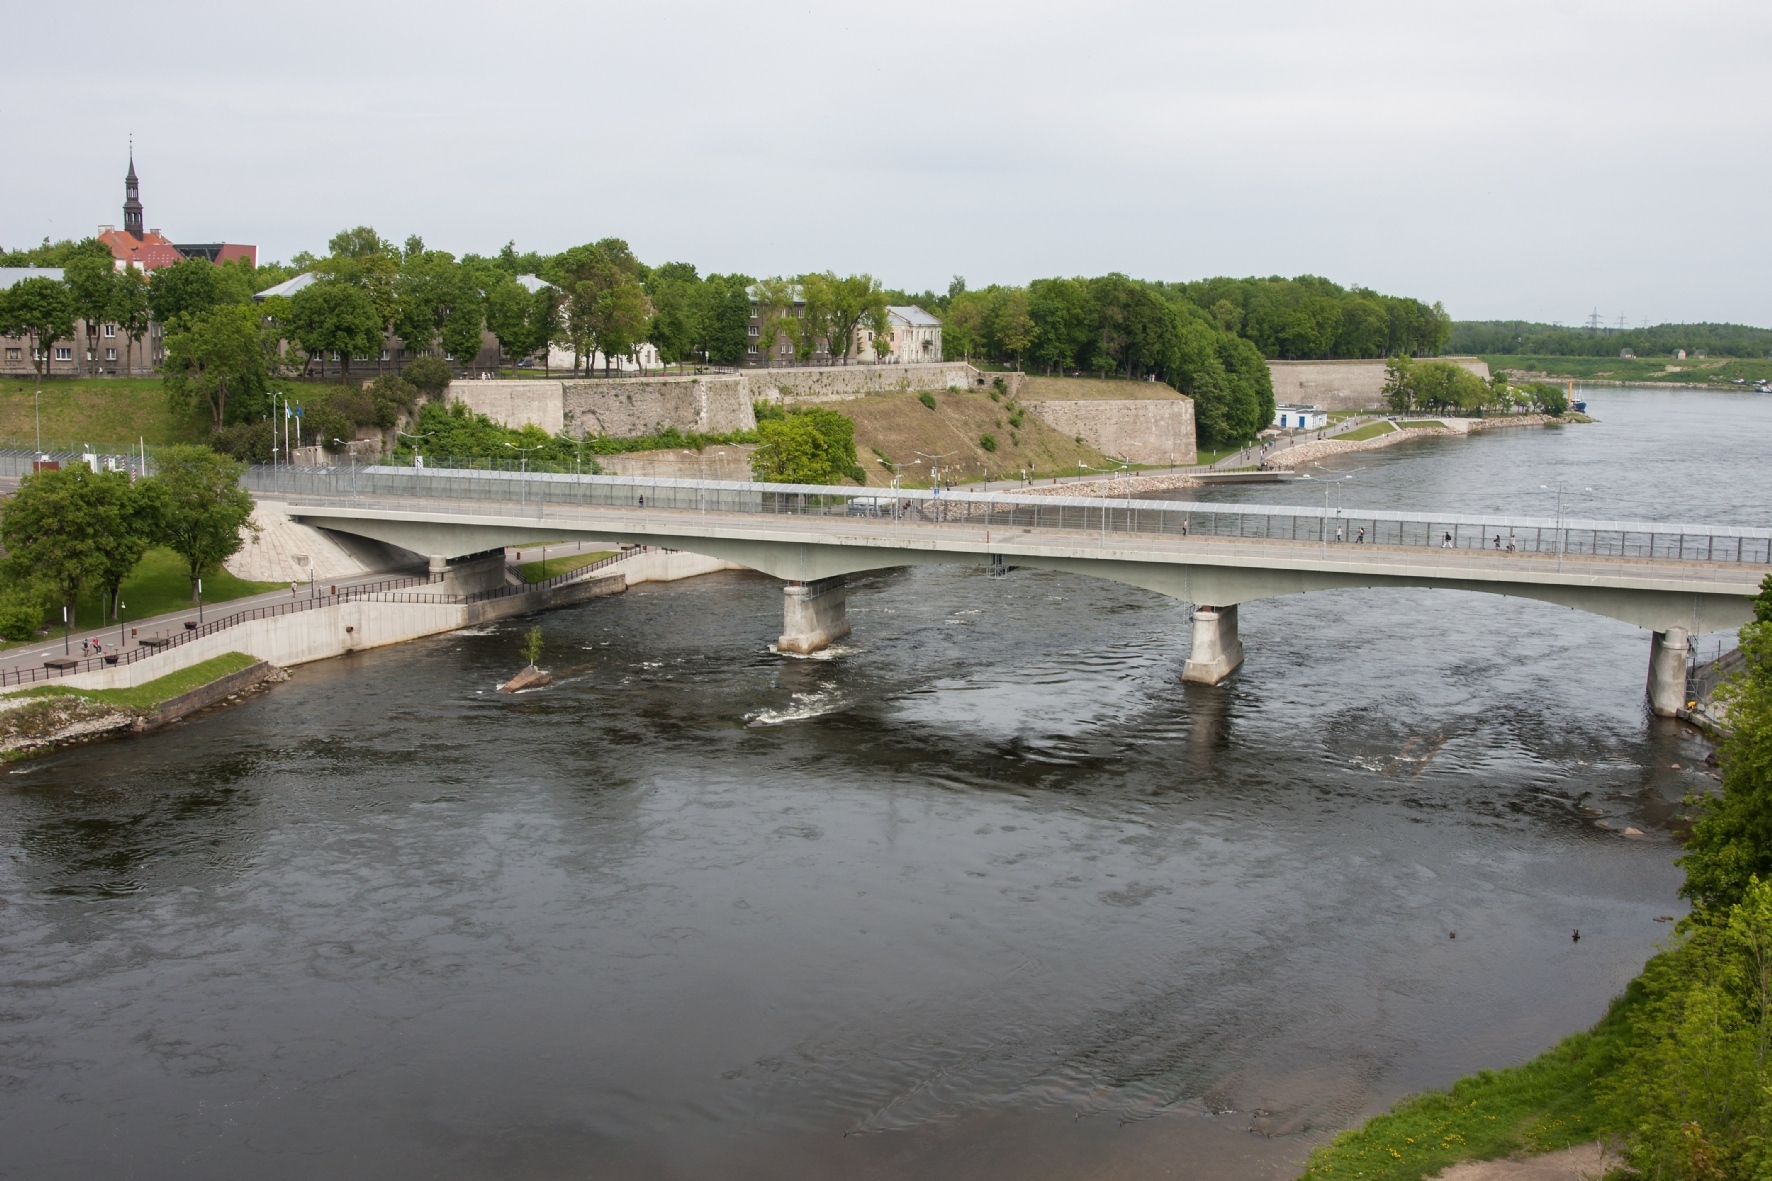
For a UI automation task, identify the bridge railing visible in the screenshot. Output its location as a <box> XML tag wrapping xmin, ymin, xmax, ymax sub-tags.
<box><xmin>244</xmin><ymin>464</ymin><xmax>1772</xmax><ymax>569</ymax></box>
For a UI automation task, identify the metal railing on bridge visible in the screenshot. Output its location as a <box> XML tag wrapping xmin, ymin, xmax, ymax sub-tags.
<box><xmin>244</xmin><ymin>464</ymin><xmax>1772</xmax><ymax>569</ymax></box>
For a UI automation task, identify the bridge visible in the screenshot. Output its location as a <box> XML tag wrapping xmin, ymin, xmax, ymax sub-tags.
<box><xmin>246</xmin><ymin>465</ymin><xmax>1772</xmax><ymax>717</ymax></box>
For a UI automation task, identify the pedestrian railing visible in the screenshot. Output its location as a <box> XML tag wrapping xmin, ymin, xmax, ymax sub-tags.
<box><xmin>245</xmin><ymin>464</ymin><xmax>1772</xmax><ymax>570</ymax></box>
<box><xmin>0</xmin><ymin>553</ymin><xmax>643</xmax><ymax>690</ymax></box>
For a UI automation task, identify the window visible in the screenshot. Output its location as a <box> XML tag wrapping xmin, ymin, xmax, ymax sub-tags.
<box><xmin>86</xmin><ymin>349</ymin><xmax>95</xmax><ymax>361</ymax></box>
<box><xmin>103</xmin><ymin>323</ymin><xmax>116</xmax><ymax>337</ymax></box>
<box><xmin>380</xmin><ymin>350</ymin><xmax>390</xmax><ymax>361</ymax></box>
<box><xmin>54</xmin><ymin>347</ymin><xmax>72</xmax><ymax>361</ymax></box>
<box><xmin>105</xmin><ymin>348</ymin><xmax>117</xmax><ymax>361</ymax></box>
<box><xmin>748</xmin><ymin>325</ymin><xmax>760</xmax><ymax>336</ymax></box>
<box><xmin>4</xmin><ymin>348</ymin><xmax>19</xmax><ymax>361</ymax></box>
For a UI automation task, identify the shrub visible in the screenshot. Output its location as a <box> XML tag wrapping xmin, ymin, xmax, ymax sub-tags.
<box><xmin>980</xmin><ymin>433</ymin><xmax>998</xmax><ymax>452</ymax></box>
<box><xmin>993</xmin><ymin>376</ymin><xmax>1006</xmax><ymax>393</ymax></box>
<box><xmin>212</xmin><ymin>420</ymin><xmax>274</xmax><ymax>463</ymax></box>
<box><xmin>403</xmin><ymin>355</ymin><xmax>451</xmax><ymax>396</ymax></box>
<box><xmin>753</xmin><ymin>400</ymin><xmax>785</xmax><ymax>421</ymax></box>
<box><xmin>918</xmin><ymin>391</ymin><xmax>937</xmax><ymax>409</ymax></box>
<box><xmin>989</xmin><ymin>390</ymin><xmax>1001</xmax><ymax>402</ymax></box>
<box><xmin>368</xmin><ymin>375</ymin><xmax>419</xmax><ymax>427</ymax></box>
<box><xmin>0</xmin><ymin>583</ymin><xmax>47</xmax><ymax>641</ymax></box>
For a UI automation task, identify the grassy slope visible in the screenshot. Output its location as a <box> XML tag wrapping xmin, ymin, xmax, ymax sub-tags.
<box><xmin>1483</xmin><ymin>355</ymin><xmax>1772</xmax><ymax>386</ymax></box>
<box><xmin>519</xmin><ymin>551</ymin><xmax>616</xmax><ymax>582</ymax></box>
<box><xmin>62</xmin><ymin>548</ymin><xmax>284</xmax><ymax>634</ymax></box>
<box><xmin>0</xmin><ymin>377</ymin><xmax>212</xmax><ymax>448</ymax></box>
<box><xmin>3</xmin><ymin>651</ymin><xmax>259</xmax><ymax>711</ymax></box>
<box><xmin>842</xmin><ymin>389</ymin><xmax>1118</xmax><ymax>487</ymax></box>
<box><xmin>1337</xmin><ymin>420</ymin><xmax>1398</xmax><ymax>441</ymax></box>
<box><xmin>1298</xmin><ymin>988</ymin><xmax>1639</xmax><ymax>1180</ymax></box>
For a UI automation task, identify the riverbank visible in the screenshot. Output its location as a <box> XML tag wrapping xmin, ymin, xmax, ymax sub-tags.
<box><xmin>1266</xmin><ymin>414</ymin><xmax>1579</xmax><ymax>470</ymax></box>
<box><xmin>0</xmin><ymin>652</ymin><xmax>284</xmax><ymax>757</ymax></box>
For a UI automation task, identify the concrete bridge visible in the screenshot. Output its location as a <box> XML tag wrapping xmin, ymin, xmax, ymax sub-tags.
<box><xmin>247</xmin><ymin>466</ymin><xmax>1772</xmax><ymax>717</ymax></box>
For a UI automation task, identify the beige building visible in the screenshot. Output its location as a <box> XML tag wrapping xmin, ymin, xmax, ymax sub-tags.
<box><xmin>851</xmin><ymin>305</ymin><xmax>943</xmax><ymax>364</ymax></box>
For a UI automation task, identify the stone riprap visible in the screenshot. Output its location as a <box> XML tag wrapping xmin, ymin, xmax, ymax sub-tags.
<box><xmin>1021</xmin><ymin>398</ymin><xmax>1196</xmax><ymax>465</ymax></box>
<box><xmin>1267</xmin><ymin>357</ymin><xmax>1491</xmax><ymax>411</ymax></box>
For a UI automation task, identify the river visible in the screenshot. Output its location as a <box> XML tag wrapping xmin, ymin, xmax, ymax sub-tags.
<box><xmin>2</xmin><ymin>386</ymin><xmax>1767</xmax><ymax>1179</ymax></box>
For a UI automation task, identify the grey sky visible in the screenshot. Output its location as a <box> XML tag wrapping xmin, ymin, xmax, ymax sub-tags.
<box><xmin>7</xmin><ymin>0</ymin><xmax>1768</xmax><ymax>325</ymax></box>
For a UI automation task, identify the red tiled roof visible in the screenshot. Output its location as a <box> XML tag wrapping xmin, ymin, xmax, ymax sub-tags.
<box><xmin>98</xmin><ymin>228</ymin><xmax>183</xmax><ymax>272</ymax></box>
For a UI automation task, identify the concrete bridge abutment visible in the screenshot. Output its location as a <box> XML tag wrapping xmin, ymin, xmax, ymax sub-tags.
<box><xmin>1183</xmin><ymin>605</ymin><xmax>1244</xmax><ymax>685</ymax></box>
<box><xmin>1647</xmin><ymin>626</ymin><xmax>1690</xmax><ymax>717</ymax></box>
<box><xmin>779</xmin><ymin>576</ymin><xmax>850</xmax><ymax>655</ymax></box>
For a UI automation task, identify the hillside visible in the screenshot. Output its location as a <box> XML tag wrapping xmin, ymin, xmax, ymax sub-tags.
<box><xmin>0</xmin><ymin>378</ymin><xmax>212</xmax><ymax>449</ymax></box>
<box><xmin>1485</xmin><ymin>355</ymin><xmax>1772</xmax><ymax>386</ymax></box>
<box><xmin>840</xmin><ymin>389</ymin><xmax>1116</xmax><ymax>486</ymax></box>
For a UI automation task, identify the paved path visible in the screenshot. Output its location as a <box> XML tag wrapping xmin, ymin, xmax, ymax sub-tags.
<box><xmin>0</xmin><ymin>567</ymin><xmax>424</xmax><ymax>683</ymax></box>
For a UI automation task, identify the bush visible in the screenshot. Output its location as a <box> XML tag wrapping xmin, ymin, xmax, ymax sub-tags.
<box><xmin>753</xmin><ymin>400</ymin><xmax>784</xmax><ymax>421</ymax></box>
<box><xmin>980</xmin><ymin>433</ymin><xmax>998</xmax><ymax>452</ymax></box>
<box><xmin>1526</xmin><ymin>381</ymin><xmax>1569</xmax><ymax>416</ymax></box>
<box><xmin>368</xmin><ymin>375</ymin><xmax>418</xmax><ymax>428</ymax></box>
<box><xmin>918</xmin><ymin>391</ymin><xmax>937</xmax><ymax>409</ymax></box>
<box><xmin>403</xmin><ymin>355</ymin><xmax>451</xmax><ymax>396</ymax></box>
<box><xmin>0</xmin><ymin>583</ymin><xmax>47</xmax><ymax>641</ymax></box>
<box><xmin>212</xmin><ymin>419</ymin><xmax>274</xmax><ymax>463</ymax></box>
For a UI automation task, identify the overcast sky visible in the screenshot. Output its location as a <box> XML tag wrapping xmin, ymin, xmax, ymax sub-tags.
<box><xmin>6</xmin><ymin>0</ymin><xmax>1767</xmax><ymax>325</ymax></box>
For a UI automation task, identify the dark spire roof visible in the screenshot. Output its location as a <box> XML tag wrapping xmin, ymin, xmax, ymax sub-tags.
<box><xmin>123</xmin><ymin>149</ymin><xmax>144</xmax><ymax>239</ymax></box>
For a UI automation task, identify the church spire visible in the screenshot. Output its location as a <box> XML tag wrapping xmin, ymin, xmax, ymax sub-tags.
<box><xmin>123</xmin><ymin>142</ymin><xmax>143</xmax><ymax>239</ymax></box>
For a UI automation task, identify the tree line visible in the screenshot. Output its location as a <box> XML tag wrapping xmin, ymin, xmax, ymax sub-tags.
<box><xmin>1381</xmin><ymin>357</ymin><xmax>1569</xmax><ymax>416</ymax></box>
<box><xmin>0</xmin><ymin>447</ymin><xmax>255</xmax><ymax>641</ymax></box>
<box><xmin>1451</xmin><ymin>319</ymin><xmax>1772</xmax><ymax>358</ymax></box>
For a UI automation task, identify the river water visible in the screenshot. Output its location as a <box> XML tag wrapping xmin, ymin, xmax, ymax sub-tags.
<box><xmin>2</xmin><ymin>387</ymin><xmax>1768</xmax><ymax>1180</ymax></box>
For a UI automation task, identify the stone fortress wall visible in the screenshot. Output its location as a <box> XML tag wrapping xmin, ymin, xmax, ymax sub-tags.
<box><xmin>1267</xmin><ymin>357</ymin><xmax>1491</xmax><ymax>411</ymax></box>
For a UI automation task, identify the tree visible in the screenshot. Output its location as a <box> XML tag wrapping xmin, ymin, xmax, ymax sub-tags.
<box><xmin>148</xmin><ymin>446</ymin><xmax>257</xmax><ymax>599</ymax></box>
<box><xmin>485</xmin><ymin>276</ymin><xmax>541</xmax><ymax>371</ymax></box>
<box><xmin>996</xmin><ymin>287</ymin><xmax>1035</xmax><ymax>370</ymax></box>
<box><xmin>0</xmin><ymin>466</ymin><xmax>144</xmax><ymax>630</ymax></box>
<box><xmin>393</xmin><ymin>249</ymin><xmax>464</xmax><ymax>361</ymax></box>
<box><xmin>64</xmin><ymin>246</ymin><xmax>118</xmax><ymax>376</ymax></box>
<box><xmin>0</xmin><ymin>276</ymin><xmax>75</xmax><ymax>383</ymax></box>
<box><xmin>800</xmin><ymin>272</ymin><xmax>886</xmax><ymax>365</ymax></box>
<box><xmin>162</xmin><ymin>305</ymin><xmax>270</xmax><ymax>429</ymax></box>
<box><xmin>111</xmin><ymin>264</ymin><xmax>151</xmax><ymax>375</ymax></box>
<box><xmin>695</xmin><ymin>274</ymin><xmax>754</xmax><ymax>365</ymax></box>
<box><xmin>751</xmin><ymin>277</ymin><xmax>799</xmax><ymax>368</ymax></box>
<box><xmin>440</xmin><ymin>286</ymin><xmax>486</xmax><ymax>373</ymax></box>
<box><xmin>147</xmin><ymin>257</ymin><xmax>226</xmax><ymax>327</ymax></box>
<box><xmin>645</xmin><ymin>262</ymin><xmax>699</xmax><ymax>365</ymax></box>
<box><xmin>286</xmin><ymin>278</ymin><xmax>382</xmax><ymax>382</ymax></box>
<box><xmin>750</xmin><ymin>407</ymin><xmax>864</xmax><ymax>484</ymax></box>
<box><xmin>403</xmin><ymin>355</ymin><xmax>451</xmax><ymax>397</ymax></box>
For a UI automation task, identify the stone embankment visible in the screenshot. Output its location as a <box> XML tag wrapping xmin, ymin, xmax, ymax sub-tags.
<box><xmin>0</xmin><ymin>660</ymin><xmax>286</xmax><ymax>757</ymax></box>
<box><xmin>1264</xmin><ymin>414</ymin><xmax>1574</xmax><ymax>470</ymax></box>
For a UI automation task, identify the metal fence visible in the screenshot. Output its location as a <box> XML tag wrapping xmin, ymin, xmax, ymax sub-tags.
<box><xmin>244</xmin><ymin>464</ymin><xmax>1772</xmax><ymax>568</ymax></box>
<box><xmin>0</xmin><ymin>551</ymin><xmax>642</xmax><ymax>690</ymax></box>
<box><xmin>0</xmin><ymin>446</ymin><xmax>154</xmax><ymax>479</ymax></box>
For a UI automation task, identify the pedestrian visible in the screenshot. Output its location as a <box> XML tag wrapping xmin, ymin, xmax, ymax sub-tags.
<box><xmin>81</xmin><ymin>638</ymin><xmax>90</xmax><ymax>656</ymax></box>
<box><xmin>1493</xmin><ymin>534</ymin><xmax>1501</xmax><ymax>550</ymax></box>
<box><xmin>1336</xmin><ymin>524</ymin><xmax>1344</xmax><ymax>543</ymax></box>
<box><xmin>1507</xmin><ymin>533</ymin><xmax>1517</xmax><ymax>554</ymax></box>
<box><xmin>638</xmin><ymin>495</ymin><xmax>645</xmax><ymax>508</ymax></box>
<box><xmin>1356</xmin><ymin>526</ymin><xmax>1365</xmax><ymax>544</ymax></box>
<box><xmin>291</xmin><ymin>581</ymin><xmax>299</xmax><ymax>598</ymax></box>
<box><xmin>1442</xmin><ymin>531</ymin><xmax>1453</xmax><ymax>548</ymax></box>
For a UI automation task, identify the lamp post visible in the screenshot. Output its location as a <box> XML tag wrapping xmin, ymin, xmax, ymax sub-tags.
<box><xmin>119</xmin><ymin>600</ymin><xmax>126</xmax><ymax>649</ymax></box>
<box><xmin>397</xmin><ymin>429</ymin><xmax>431</xmax><ymax>469</ymax></box>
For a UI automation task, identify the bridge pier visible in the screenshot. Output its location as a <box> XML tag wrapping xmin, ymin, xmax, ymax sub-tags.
<box><xmin>1182</xmin><ymin>605</ymin><xmax>1244</xmax><ymax>685</ymax></box>
<box><xmin>778</xmin><ymin>576</ymin><xmax>850</xmax><ymax>655</ymax></box>
<box><xmin>1647</xmin><ymin>626</ymin><xmax>1690</xmax><ymax>717</ymax></box>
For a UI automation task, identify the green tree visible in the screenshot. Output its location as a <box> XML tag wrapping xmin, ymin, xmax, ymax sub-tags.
<box><xmin>800</xmin><ymin>272</ymin><xmax>887</xmax><ymax>365</ymax></box>
<box><xmin>751</xmin><ymin>277</ymin><xmax>800</xmax><ymax>368</ymax></box>
<box><xmin>403</xmin><ymin>355</ymin><xmax>451</xmax><ymax>396</ymax></box>
<box><xmin>750</xmin><ymin>406</ymin><xmax>864</xmax><ymax>484</ymax></box>
<box><xmin>392</xmin><ymin>249</ymin><xmax>463</xmax><ymax>360</ymax></box>
<box><xmin>995</xmin><ymin>288</ymin><xmax>1035</xmax><ymax>370</ymax></box>
<box><xmin>286</xmin><ymin>278</ymin><xmax>382</xmax><ymax>382</ymax></box>
<box><xmin>162</xmin><ymin>305</ymin><xmax>269</xmax><ymax>429</ymax></box>
<box><xmin>1</xmin><ymin>276</ymin><xmax>76</xmax><ymax>383</ymax></box>
<box><xmin>147</xmin><ymin>257</ymin><xmax>227</xmax><ymax>327</ymax></box>
<box><xmin>111</xmin><ymin>264</ymin><xmax>151</xmax><ymax>375</ymax></box>
<box><xmin>0</xmin><ymin>466</ymin><xmax>144</xmax><ymax>630</ymax></box>
<box><xmin>147</xmin><ymin>446</ymin><xmax>257</xmax><ymax>599</ymax></box>
<box><xmin>63</xmin><ymin>246</ymin><xmax>118</xmax><ymax>376</ymax></box>
<box><xmin>485</xmin><ymin>276</ymin><xmax>541</xmax><ymax>371</ymax></box>
<box><xmin>645</xmin><ymin>262</ymin><xmax>699</xmax><ymax>364</ymax></box>
<box><xmin>694</xmin><ymin>274</ymin><xmax>754</xmax><ymax>365</ymax></box>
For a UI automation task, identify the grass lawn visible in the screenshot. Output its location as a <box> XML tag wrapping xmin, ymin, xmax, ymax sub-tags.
<box><xmin>1337</xmin><ymin>420</ymin><xmax>1398</xmax><ymax>442</ymax></box>
<box><xmin>0</xmin><ymin>377</ymin><xmax>212</xmax><ymax>449</ymax></box>
<box><xmin>1399</xmin><ymin>419</ymin><xmax>1449</xmax><ymax>429</ymax></box>
<box><xmin>64</xmin><ymin>548</ymin><xmax>284</xmax><ymax>633</ymax></box>
<box><xmin>1195</xmin><ymin>446</ymin><xmax>1247</xmax><ymax>465</ymax></box>
<box><xmin>1481</xmin><ymin>355</ymin><xmax>1772</xmax><ymax>386</ymax></box>
<box><xmin>520</xmin><ymin>551</ymin><xmax>617</xmax><ymax>582</ymax></box>
<box><xmin>2</xmin><ymin>652</ymin><xmax>260</xmax><ymax>711</ymax></box>
<box><xmin>1300</xmin><ymin>990</ymin><xmax>1637</xmax><ymax>1180</ymax></box>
